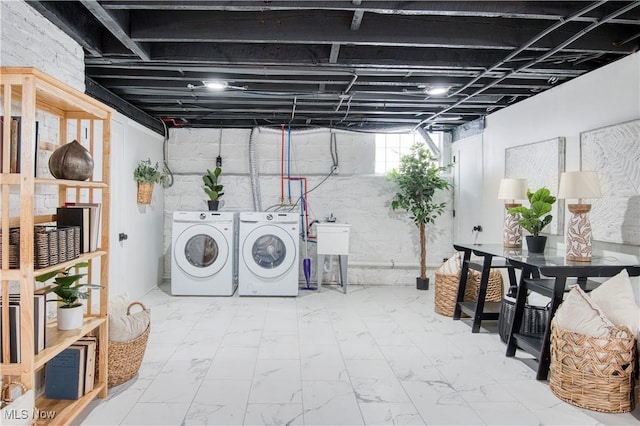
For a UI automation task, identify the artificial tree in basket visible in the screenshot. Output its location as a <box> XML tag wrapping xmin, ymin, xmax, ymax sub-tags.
<box><xmin>388</xmin><ymin>142</ymin><xmax>453</xmax><ymax>290</ymax></box>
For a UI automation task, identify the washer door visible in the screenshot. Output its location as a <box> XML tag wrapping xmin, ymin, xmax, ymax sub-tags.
<box><xmin>174</xmin><ymin>224</ymin><xmax>229</xmax><ymax>278</ymax></box>
<box><xmin>242</xmin><ymin>225</ymin><xmax>296</xmax><ymax>278</ymax></box>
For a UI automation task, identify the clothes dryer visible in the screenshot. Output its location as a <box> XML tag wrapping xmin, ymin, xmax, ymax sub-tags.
<box><xmin>238</xmin><ymin>212</ymin><xmax>299</xmax><ymax>296</ymax></box>
<box><xmin>171</xmin><ymin>211</ymin><xmax>237</xmax><ymax>296</ymax></box>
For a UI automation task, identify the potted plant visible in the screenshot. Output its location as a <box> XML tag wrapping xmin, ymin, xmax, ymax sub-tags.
<box><xmin>507</xmin><ymin>187</ymin><xmax>557</xmax><ymax>253</ymax></box>
<box><xmin>203</xmin><ymin>167</ymin><xmax>224</xmax><ymax>210</ymax></box>
<box><xmin>388</xmin><ymin>142</ymin><xmax>453</xmax><ymax>290</ymax></box>
<box><xmin>133</xmin><ymin>159</ymin><xmax>167</xmax><ymax>204</ymax></box>
<box><xmin>35</xmin><ymin>261</ymin><xmax>103</xmax><ymax>330</ymax></box>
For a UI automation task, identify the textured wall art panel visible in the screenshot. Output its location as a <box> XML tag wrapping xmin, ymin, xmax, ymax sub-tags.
<box><xmin>505</xmin><ymin>137</ymin><xmax>565</xmax><ymax>235</ymax></box>
<box><xmin>581</xmin><ymin>119</ymin><xmax>640</xmax><ymax>245</ymax></box>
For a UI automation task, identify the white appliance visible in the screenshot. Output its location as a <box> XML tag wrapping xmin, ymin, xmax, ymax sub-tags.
<box><xmin>171</xmin><ymin>211</ymin><xmax>237</xmax><ymax>296</ymax></box>
<box><xmin>238</xmin><ymin>212</ymin><xmax>299</xmax><ymax>296</ymax></box>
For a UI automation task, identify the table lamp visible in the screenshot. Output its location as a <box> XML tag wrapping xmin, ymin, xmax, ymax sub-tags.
<box><xmin>497</xmin><ymin>178</ymin><xmax>528</xmax><ymax>248</ymax></box>
<box><xmin>558</xmin><ymin>171</ymin><xmax>601</xmax><ymax>261</ymax></box>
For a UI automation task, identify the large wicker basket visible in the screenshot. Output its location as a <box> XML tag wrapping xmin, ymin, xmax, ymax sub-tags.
<box><xmin>107</xmin><ymin>303</ymin><xmax>151</xmax><ymax>388</ymax></box>
<box><xmin>434</xmin><ymin>269</ymin><xmax>503</xmax><ymax>317</ymax></box>
<box><xmin>549</xmin><ymin>322</ymin><xmax>636</xmax><ymax>413</ymax></box>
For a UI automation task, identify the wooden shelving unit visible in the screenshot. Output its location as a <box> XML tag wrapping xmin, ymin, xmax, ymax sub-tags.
<box><xmin>1</xmin><ymin>67</ymin><xmax>112</xmax><ymax>424</ymax></box>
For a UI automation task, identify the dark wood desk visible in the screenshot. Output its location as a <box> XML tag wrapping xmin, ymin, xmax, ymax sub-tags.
<box><xmin>452</xmin><ymin>243</ymin><xmax>640</xmax><ymax>380</ymax></box>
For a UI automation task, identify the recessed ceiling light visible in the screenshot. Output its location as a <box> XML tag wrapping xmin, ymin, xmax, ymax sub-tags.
<box><xmin>203</xmin><ymin>80</ymin><xmax>229</xmax><ymax>90</ymax></box>
<box><xmin>424</xmin><ymin>86</ymin><xmax>450</xmax><ymax>96</ymax></box>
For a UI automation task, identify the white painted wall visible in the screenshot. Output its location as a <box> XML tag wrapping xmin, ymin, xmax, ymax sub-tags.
<box><xmin>454</xmin><ymin>52</ymin><xmax>640</xmax><ymax>257</ymax></box>
<box><xmin>2</xmin><ymin>0</ymin><xmax>166</xmax><ymax>300</ymax></box>
<box><xmin>110</xmin><ymin>114</ymin><xmax>165</xmax><ymax>300</ymax></box>
<box><xmin>164</xmin><ymin>127</ymin><xmax>455</xmax><ymax>286</ymax></box>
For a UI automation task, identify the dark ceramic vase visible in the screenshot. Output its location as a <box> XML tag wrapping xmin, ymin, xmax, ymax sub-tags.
<box><xmin>526</xmin><ymin>235</ymin><xmax>547</xmax><ymax>254</ymax></box>
<box><xmin>48</xmin><ymin>140</ymin><xmax>94</xmax><ymax>181</ymax></box>
<box><xmin>207</xmin><ymin>200</ymin><xmax>220</xmax><ymax>211</ymax></box>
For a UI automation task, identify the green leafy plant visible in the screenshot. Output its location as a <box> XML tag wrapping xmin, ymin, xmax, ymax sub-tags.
<box><xmin>203</xmin><ymin>167</ymin><xmax>224</xmax><ymax>201</ymax></box>
<box><xmin>35</xmin><ymin>261</ymin><xmax>102</xmax><ymax>308</ymax></box>
<box><xmin>133</xmin><ymin>158</ymin><xmax>167</xmax><ymax>184</ymax></box>
<box><xmin>507</xmin><ymin>187</ymin><xmax>557</xmax><ymax>237</ymax></box>
<box><xmin>388</xmin><ymin>142</ymin><xmax>453</xmax><ymax>281</ymax></box>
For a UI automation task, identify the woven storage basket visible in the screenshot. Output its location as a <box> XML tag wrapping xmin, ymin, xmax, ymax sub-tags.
<box><xmin>108</xmin><ymin>302</ymin><xmax>150</xmax><ymax>388</ymax></box>
<box><xmin>549</xmin><ymin>322</ymin><xmax>636</xmax><ymax>413</ymax></box>
<box><xmin>137</xmin><ymin>182</ymin><xmax>154</xmax><ymax>204</ymax></box>
<box><xmin>434</xmin><ymin>269</ymin><xmax>503</xmax><ymax>317</ymax></box>
<box><xmin>497</xmin><ymin>298</ymin><xmax>550</xmax><ymax>343</ymax></box>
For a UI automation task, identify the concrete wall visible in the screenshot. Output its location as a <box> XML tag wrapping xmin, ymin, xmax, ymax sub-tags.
<box><xmin>454</xmin><ymin>52</ymin><xmax>640</xmax><ymax>259</ymax></box>
<box><xmin>164</xmin><ymin>127</ymin><xmax>454</xmax><ymax>286</ymax></box>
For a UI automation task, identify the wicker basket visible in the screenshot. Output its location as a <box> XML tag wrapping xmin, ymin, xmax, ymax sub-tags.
<box><xmin>137</xmin><ymin>182</ymin><xmax>154</xmax><ymax>204</ymax></box>
<box><xmin>497</xmin><ymin>298</ymin><xmax>550</xmax><ymax>343</ymax></box>
<box><xmin>549</xmin><ymin>322</ymin><xmax>636</xmax><ymax>413</ymax></box>
<box><xmin>434</xmin><ymin>269</ymin><xmax>503</xmax><ymax>317</ymax></box>
<box><xmin>108</xmin><ymin>302</ymin><xmax>151</xmax><ymax>388</ymax></box>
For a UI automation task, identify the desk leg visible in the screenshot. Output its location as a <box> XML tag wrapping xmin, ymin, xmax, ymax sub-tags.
<box><xmin>453</xmin><ymin>248</ymin><xmax>472</xmax><ymax>320</ymax></box>
<box><xmin>536</xmin><ymin>276</ymin><xmax>566</xmax><ymax>380</ymax></box>
<box><xmin>471</xmin><ymin>254</ymin><xmax>494</xmax><ymax>333</ymax></box>
<box><xmin>317</xmin><ymin>254</ymin><xmax>324</xmax><ymax>291</ymax></box>
<box><xmin>506</xmin><ymin>266</ymin><xmax>535</xmax><ymax>357</ymax></box>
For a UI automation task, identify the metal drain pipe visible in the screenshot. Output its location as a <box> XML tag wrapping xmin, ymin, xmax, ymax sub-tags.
<box><xmin>249</xmin><ymin>127</ymin><xmax>263</xmax><ymax>211</ymax></box>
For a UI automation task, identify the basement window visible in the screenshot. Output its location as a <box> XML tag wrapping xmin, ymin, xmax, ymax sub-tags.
<box><xmin>375</xmin><ymin>131</ymin><xmax>442</xmax><ymax>174</ymax></box>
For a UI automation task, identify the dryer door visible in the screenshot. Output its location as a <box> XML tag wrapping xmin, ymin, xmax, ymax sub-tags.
<box><xmin>174</xmin><ymin>224</ymin><xmax>229</xmax><ymax>278</ymax></box>
<box><xmin>242</xmin><ymin>225</ymin><xmax>296</xmax><ymax>278</ymax></box>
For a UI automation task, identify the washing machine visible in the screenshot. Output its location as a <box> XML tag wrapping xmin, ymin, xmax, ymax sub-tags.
<box><xmin>238</xmin><ymin>212</ymin><xmax>299</xmax><ymax>296</ymax></box>
<box><xmin>171</xmin><ymin>211</ymin><xmax>237</xmax><ymax>296</ymax></box>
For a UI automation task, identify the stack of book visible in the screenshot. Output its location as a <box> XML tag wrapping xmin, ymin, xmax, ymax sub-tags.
<box><xmin>56</xmin><ymin>203</ymin><xmax>101</xmax><ymax>253</ymax></box>
<box><xmin>0</xmin><ymin>294</ymin><xmax>46</xmax><ymax>363</ymax></box>
<box><xmin>44</xmin><ymin>336</ymin><xmax>97</xmax><ymax>400</ymax></box>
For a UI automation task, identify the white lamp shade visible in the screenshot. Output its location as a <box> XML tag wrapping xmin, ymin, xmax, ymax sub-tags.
<box><xmin>497</xmin><ymin>178</ymin><xmax>528</xmax><ymax>200</ymax></box>
<box><xmin>558</xmin><ymin>171</ymin><xmax>602</xmax><ymax>200</ymax></box>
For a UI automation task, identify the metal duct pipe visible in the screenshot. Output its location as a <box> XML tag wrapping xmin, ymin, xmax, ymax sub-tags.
<box><xmin>249</xmin><ymin>127</ymin><xmax>262</xmax><ymax>211</ymax></box>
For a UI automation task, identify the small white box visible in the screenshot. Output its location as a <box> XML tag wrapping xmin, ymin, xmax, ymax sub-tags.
<box><xmin>316</xmin><ymin>223</ymin><xmax>351</xmax><ymax>255</ymax></box>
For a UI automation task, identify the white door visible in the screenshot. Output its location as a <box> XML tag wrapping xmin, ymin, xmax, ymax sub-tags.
<box><xmin>452</xmin><ymin>134</ymin><xmax>484</xmax><ymax>243</ymax></box>
<box><xmin>109</xmin><ymin>116</ymin><xmax>126</xmax><ymax>297</ymax></box>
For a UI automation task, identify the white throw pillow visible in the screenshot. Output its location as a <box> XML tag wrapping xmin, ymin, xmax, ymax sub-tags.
<box><xmin>109</xmin><ymin>292</ymin><xmax>130</xmax><ymax>317</ymax></box>
<box><xmin>552</xmin><ymin>285</ymin><xmax>614</xmax><ymax>337</ymax></box>
<box><xmin>589</xmin><ymin>269</ymin><xmax>640</xmax><ymax>336</ymax></box>
<box><xmin>109</xmin><ymin>303</ymin><xmax>150</xmax><ymax>343</ymax></box>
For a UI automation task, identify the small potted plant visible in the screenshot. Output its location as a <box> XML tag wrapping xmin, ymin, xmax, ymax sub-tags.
<box><xmin>388</xmin><ymin>142</ymin><xmax>453</xmax><ymax>290</ymax></box>
<box><xmin>133</xmin><ymin>159</ymin><xmax>167</xmax><ymax>204</ymax></box>
<box><xmin>507</xmin><ymin>187</ymin><xmax>557</xmax><ymax>253</ymax></box>
<box><xmin>35</xmin><ymin>261</ymin><xmax>103</xmax><ymax>330</ymax></box>
<box><xmin>203</xmin><ymin>167</ymin><xmax>224</xmax><ymax>210</ymax></box>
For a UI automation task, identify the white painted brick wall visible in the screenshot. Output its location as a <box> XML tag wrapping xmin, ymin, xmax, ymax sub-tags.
<box><xmin>165</xmin><ymin>127</ymin><xmax>454</xmax><ymax>286</ymax></box>
<box><xmin>1</xmin><ymin>0</ymin><xmax>85</xmax><ymax>91</ymax></box>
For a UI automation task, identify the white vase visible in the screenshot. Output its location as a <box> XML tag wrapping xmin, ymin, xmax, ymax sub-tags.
<box><xmin>57</xmin><ymin>305</ymin><xmax>84</xmax><ymax>330</ymax></box>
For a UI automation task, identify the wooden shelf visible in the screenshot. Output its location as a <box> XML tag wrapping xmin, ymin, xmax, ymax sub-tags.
<box><xmin>1</xmin><ymin>67</ymin><xmax>112</xmax><ymax>425</ymax></box>
<box><xmin>0</xmin><ymin>269</ymin><xmax>22</xmax><ymax>281</ymax></box>
<box><xmin>33</xmin><ymin>251</ymin><xmax>107</xmax><ymax>279</ymax></box>
<box><xmin>36</xmin><ymin>382</ymin><xmax>106</xmax><ymax>425</ymax></box>
<box><xmin>34</xmin><ymin>317</ymin><xmax>106</xmax><ymax>369</ymax></box>
<box><xmin>35</xmin><ymin>177</ymin><xmax>107</xmax><ymax>188</ymax></box>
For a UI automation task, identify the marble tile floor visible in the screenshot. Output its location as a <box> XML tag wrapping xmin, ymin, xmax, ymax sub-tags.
<box><xmin>75</xmin><ymin>284</ymin><xmax>639</xmax><ymax>425</ymax></box>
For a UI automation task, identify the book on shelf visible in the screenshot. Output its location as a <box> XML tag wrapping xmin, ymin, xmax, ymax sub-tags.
<box><xmin>64</xmin><ymin>202</ymin><xmax>101</xmax><ymax>251</ymax></box>
<box><xmin>0</xmin><ymin>300</ymin><xmax>20</xmax><ymax>363</ymax></box>
<box><xmin>34</xmin><ymin>293</ymin><xmax>46</xmax><ymax>354</ymax></box>
<box><xmin>73</xmin><ymin>336</ymin><xmax>97</xmax><ymax>393</ymax></box>
<box><xmin>57</xmin><ymin>206</ymin><xmax>91</xmax><ymax>253</ymax></box>
<box><xmin>1</xmin><ymin>294</ymin><xmax>46</xmax><ymax>358</ymax></box>
<box><xmin>44</xmin><ymin>346</ymin><xmax>85</xmax><ymax>400</ymax></box>
<box><xmin>0</xmin><ymin>116</ymin><xmax>21</xmax><ymax>173</ymax></box>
